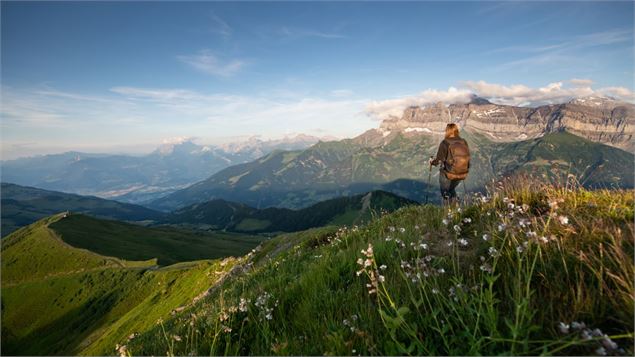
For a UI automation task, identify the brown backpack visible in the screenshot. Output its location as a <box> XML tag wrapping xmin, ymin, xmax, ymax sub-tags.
<box><xmin>444</xmin><ymin>138</ymin><xmax>470</xmax><ymax>180</ymax></box>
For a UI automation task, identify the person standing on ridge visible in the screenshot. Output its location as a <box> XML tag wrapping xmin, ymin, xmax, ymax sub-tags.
<box><xmin>429</xmin><ymin>123</ymin><xmax>471</xmax><ymax>205</ymax></box>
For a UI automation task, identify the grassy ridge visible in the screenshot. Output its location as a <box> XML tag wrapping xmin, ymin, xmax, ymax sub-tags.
<box><xmin>123</xmin><ymin>179</ymin><xmax>634</xmax><ymax>356</ymax></box>
<box><xmin>0</xmin><ymin>214</ymin><xmax>258</xmax><ymax>355</ymax></box>
<box><xmin>49</xmin><ymin>214</ymin><xmax>265</xmax><ymax>265</ymax></box>
<box><xmin>1</xmin><ymin>214</ymin><xmax>153</xmax><ymax>286</ymax></box>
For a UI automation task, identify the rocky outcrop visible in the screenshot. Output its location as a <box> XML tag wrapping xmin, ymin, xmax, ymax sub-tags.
<box><xmin>375</xmin><ymin>96</ymin><xmax>635</xmax><ymax>151</ymax></box>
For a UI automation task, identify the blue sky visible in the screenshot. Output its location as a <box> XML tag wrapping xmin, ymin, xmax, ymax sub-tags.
<box><xmin>1</xmin><ymin>1</ymin><xmax>633</xmax><ymax>159</ymax></box>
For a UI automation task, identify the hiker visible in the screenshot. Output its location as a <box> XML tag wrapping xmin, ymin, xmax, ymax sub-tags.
<box><xmin>429</xmin><ymin>123</ymin><xmax>471</xmax><ymax>205</ymax></box>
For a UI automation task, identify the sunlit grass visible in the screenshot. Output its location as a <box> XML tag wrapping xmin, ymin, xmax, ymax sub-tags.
<box><xmin>122</xmin><ymin>177</ymin><xmax>633</xmax><ymax>356</ymax></box>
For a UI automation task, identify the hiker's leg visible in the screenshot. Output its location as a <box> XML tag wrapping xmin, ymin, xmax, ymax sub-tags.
<box><xmin>449</xmin><ymin>180</ymin><xmax>460</xmax><ymax>198</ymax></box>
<box><xmin>439</xmin><ymin>172</ymin><xmax>451</xmax><ymax>205</ymax></box>
<box><xmin>448</xmin><ymin>179</ymin><xmax>461</xmax><ymax>205</ymax></box>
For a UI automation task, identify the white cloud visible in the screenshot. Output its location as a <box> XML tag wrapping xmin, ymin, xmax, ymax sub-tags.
<box><xmin>209</xmin><ymin>12</ymin><xmax>232</xmax><ymax>38</ymax></box>
<box><xmin>2</xmin><ymin>84</ymin><xmax>374</xmax><ymax>159</ymax></box>
<box><xmin>177</xmin><ymin>50</ymin><xmax>245</xmax><ymax>77</ymax></box>
<box><xmin>365</xmin><ymin>79</ymin><xmax>635</xmax><ymax>119</ymax></box>
<box><xmin>597</xmin><ymin>86</ymin><xmax>635</xmax><ymax>100</ymax></box>
<box><xmin>110</xmin><ymin>86</ymin><xmax>202</xmax><ymax>101</ymax></box>
<box><xmin>489</xmin><ymin>29</ymin><xmax>632</xmax><ymax>72</ymax></box>
<box><xmin>570</xmin><ymin>78</ymin><xmax>594</xmax><ymax>87</ymax></box>
<box><xmin>462</xmin><ymin>80</ymin><xmax>597</xmax><ymax>106</ymax></box>
<box><xmin>366</xmin><ymin>87</ymin><xmax>473</xmax><ymax>119</ymax></box>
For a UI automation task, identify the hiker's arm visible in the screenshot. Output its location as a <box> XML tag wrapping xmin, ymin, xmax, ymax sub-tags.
<box><xmin>431</xmin><ymin>141</ymin><xmax>447</xmax><ymax>166</ymax></box>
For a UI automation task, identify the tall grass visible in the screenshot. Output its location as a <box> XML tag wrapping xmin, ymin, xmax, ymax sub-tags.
<box><xmin>123</xmin><ymin>177</ymin><xmax>634</xmax><ymax>356</ymax></box>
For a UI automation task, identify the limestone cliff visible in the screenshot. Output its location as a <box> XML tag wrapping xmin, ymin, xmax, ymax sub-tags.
<box><xmin>373</xmin><ymin>96</ymin><xmax>634</xmax><ymax>151</ymax></box>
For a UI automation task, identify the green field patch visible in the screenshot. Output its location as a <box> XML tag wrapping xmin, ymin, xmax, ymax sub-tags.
<box><xmin>234</xmin><ymin>218</ymin><xmax>271</xmax><ymax>231</ymax></box>
<box><xmin>49</xmin><ymin>214</ymin><xmax>265</xmax><ymax>266</ymax></box>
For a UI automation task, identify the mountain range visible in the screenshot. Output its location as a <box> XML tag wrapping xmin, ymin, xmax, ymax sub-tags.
<box><xmin>1</xmin><ymin>183</ymin><xmax>163</xmax><ymax>237</ymax></box>
<box><xmin>2</xmin><ymin>183</ymin><xmax>416</xmax><ymax>237</ymax></box>
<box><xmin>379</xmin><ymin>95</ymin><xmax>634</xmax><ymax>150</ymax></box>
<box><xmin>0</xmin><ymin>134</ymin><xmax>323</xmax><ymax>204</ymax></box>
<box><xmin>148</xmin><ymin>96</ymin><xmax>634</xmax><ymax>211</ymax></box>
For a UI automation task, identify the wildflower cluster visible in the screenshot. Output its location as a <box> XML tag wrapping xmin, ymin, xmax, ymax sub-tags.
<box><xmin>356</xmin><ymin>243</ymin><xmax>383</xmax><ymax>295</ymax></box>
<box><xmin>114</xmin><ymin>343</ymin><xmax>129</xmax><ymax>357</ymax></box>
<box><xmin>254</xmin><ymin>291</ymin><xmax>278</xmax><ymax>321</ymax></box>
<box><xmin>442</xmin><ymin>207</ymin><xmax>476</xmax><ymax>249</ymax></box>
<box><xmin>342</xmin><ymin>314</ymin><xmax>360</xmax><ymax>333</ymax></box>
<box><xmin>557</xmin><ymin>321</ymin><xmax>624</xmax><ymax>356</ymax></box>
<box><xmin>399</xmin><ymin>255</ymin><xmax>440</xmax><ymax>283</ymax></box>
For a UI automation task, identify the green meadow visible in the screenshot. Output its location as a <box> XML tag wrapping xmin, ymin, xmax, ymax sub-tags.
<box><xmin>2</xmin><ymin>179</ymin><xmax>633</xmax><ymax>355</ymax></box>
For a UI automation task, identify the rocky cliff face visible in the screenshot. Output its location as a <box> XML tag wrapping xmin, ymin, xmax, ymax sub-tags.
<box><xmin>372</xmin><ymin>96</ymin><xmax>635</xmax><ymax>151</ymax></box>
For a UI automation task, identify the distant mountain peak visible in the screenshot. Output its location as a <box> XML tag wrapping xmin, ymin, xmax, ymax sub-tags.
<box><xmin>567</xmin><ymin>95</ymin><xmax>620</xmax><ymax>107</ymax></box>
<box><xmin>469</xmin><ymin>95</ymin><xmax>492</xmax><ymax>105</ymax></box>
<box><xmin>154</xmin><ymin>139</ymin><xmax>199</xmax><ymax>156</ymax></box>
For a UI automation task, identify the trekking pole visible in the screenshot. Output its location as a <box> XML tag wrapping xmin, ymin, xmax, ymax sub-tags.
<box><xmin>424</xmin><ymin>156</ymin><xmax>433</xmax><ymax>204</ymax></box>
<box><xmin>462</xmin><ymin>177</ymin><xmax>469</xmax><ymax>205</ymax></box>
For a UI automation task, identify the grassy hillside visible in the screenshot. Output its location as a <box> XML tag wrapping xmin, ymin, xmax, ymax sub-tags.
<box><xmin>492</xmin><ymin>131</ymin><xmax>635</xmax><ymax>188</ymax></box>
<box><xmin>49</xmin><ymin>214</ymin><xmax>265</xmax><ymax>265</ymax></box>
<box><xmin>1</xmin><ymin>214</ymin><xmax>249</xmax><ymax>355</ymax></box>
<box><xmin>164</xmin><ymin>190</ymin><xmax>417</xmax><ymax>233</ymax></box>
<box><xmin>122</xmin><ymin>179</ymin><xmax>633</xmax><ymax>356</ymax></box>
<box><xmin>148</xmin><ymin>130</ymin><xmax>633</xmax><ymax>211</ymax></box>
<box><xmin>1</xmin><ymin>183</ymin><xmax>164</xmax><ymax>237</ymax></box>
<box><xmin>1</xmin><ymin>214</ymin><xmax>153</xmax><ymax>286</ymax></box>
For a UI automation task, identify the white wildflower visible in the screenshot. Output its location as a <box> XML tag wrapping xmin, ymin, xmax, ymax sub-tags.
<box><xmin>558</xmin><ymin>215</ymin><xmax>569</xmax><ymax>225</ymax></box>
<box><xmin>458</xmin><ymin>238</ymin><xmax>468</xmax><ymax>247</ymax></box>
<box><xmin>453</xmin><ymin>225</ymin><xmax>461</xmax><ymax>233</ymax></box>
<box><xmin>595</xmin><ymin>347</ymin><xmax>607</xmax><ymax>356</ymax></box>
<box><xmin>498</xmin><ymin>223</ymin><xmax>506</xmax><ymax>232</ymax></box>
<box><xmin>480</xmin><ymin>263</ymin><xmax>493</xmax><ymax>273</ymax></box>
<box><xmin>557</xmin><ymin>322</ymin><xmax>570</xmax><ymax>334</ymax></box>
<box><xmin>442</xmin><ymin>218</ymin><xmax>449</xmax><ymax>226</ymax></box>
<box><xmin>518</xmin><ymin>218</ymin><xmax>530</xmax><ymax>228</ymax></box>
<box><xmin>571</xmin><ymin>321</ymin><xmax>586</xmax><ymax>330</ymax></box>
<box><xmin>238</xmin><ymin>298</ymin><xmax>250</xmax><ymax>312</ymax></box>
<box><xmin>601</xmin><ymin>335</ymin><xmax>618</xmax><ymax>350</ymax></box>
<box><xmin>379</xmin><ymin>264</ymin><xmax>387</xmax><ymax>270</ymax></box>
<box><xmin>482</xmin><ymin>234</ymin><xmax>490</xmax><ymax>241</ymax></box>
<box><xmin>399</xmin><ymin>227</ymin><xmax>406</xmax><ymax>233</ymax></box>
